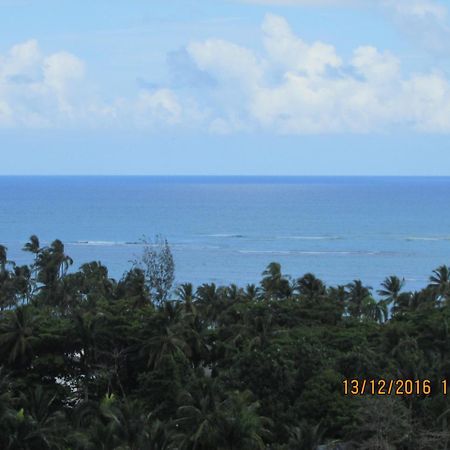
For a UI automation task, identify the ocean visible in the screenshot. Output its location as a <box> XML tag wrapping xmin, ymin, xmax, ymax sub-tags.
<box><xmin>1</xmin><ymin>176</ymin><xmax>449</xmax><ymax>293</ymax></box>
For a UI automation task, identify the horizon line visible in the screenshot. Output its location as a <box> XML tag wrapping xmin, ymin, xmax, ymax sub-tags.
<box><xmin>1</xmin><ymin>174</ymin><xmax>450</xmax><ymax>178</ymax></box>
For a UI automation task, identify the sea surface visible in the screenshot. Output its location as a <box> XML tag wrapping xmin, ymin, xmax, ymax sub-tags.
<box><xmin>1</xmin><ymin>176</ymin><xmax>450</xmax><ymax>293</ymax></box>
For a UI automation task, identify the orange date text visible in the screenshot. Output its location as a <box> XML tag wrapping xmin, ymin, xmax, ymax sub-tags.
<box><xmin>342</xmin><ymin>379</ymin><xmax>442</xmax><ymax>396</ymax></box>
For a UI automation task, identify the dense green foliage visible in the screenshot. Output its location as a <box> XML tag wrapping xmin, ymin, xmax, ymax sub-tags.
<box><xmin>2</xmin><ymin>237</ymin><xmax>450</xmax><ymax>449</ymax></box>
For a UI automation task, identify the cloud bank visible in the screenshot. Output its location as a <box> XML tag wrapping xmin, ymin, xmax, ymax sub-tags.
<box><xmin>185</xmin><ymin>13</ymin><xmax>450</xmax><ymax>133</ymax></box>
<box><xmin>1</xmin><ymin>12</ymin><xmax>450</xmax><ymax>134</ymax></box>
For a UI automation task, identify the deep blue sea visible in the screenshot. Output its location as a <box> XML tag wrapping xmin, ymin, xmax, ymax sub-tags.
<box><xmin>1</xmin><ymin>176</ymin><xmax>450</xmax><ymax>292</ymax></box>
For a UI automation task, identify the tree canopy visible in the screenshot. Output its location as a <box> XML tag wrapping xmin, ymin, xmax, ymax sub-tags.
<box><xmin>1</xmin><ymin>236</ymin><xmax>450</xmax><ymax>449</ymax></box>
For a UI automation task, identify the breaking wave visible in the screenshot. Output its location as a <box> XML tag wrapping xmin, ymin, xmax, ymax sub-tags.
<box><xmin>406</xmin><ymin>236</ymin><xmax>450</xmax><ymax>241</ymax></box>
<box><xmin>69</xmin><ymin>240</ymin><xmax>141</xmax><ymax>247</ymax></box>
<box><xmin>238</xmin><ymin>250</ymin><xmax>394</xmax><ymax>256</ymax></box>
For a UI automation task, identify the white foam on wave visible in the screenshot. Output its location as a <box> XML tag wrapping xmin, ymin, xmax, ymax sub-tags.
<box><xmin>406</xmin><ymin>237</ymin><xmax>450</xmax><ymax>242</ymax></box>
<box><xmin>174</xmin><ymin>244</ymin><xmax>221</xmax><ymax>250</ymax></box>
<box><xmin>238</xmin><ymin>250</ymin><xmax>388</xmax><ymax>256</ymax></box>
<box><xmin>207</xmin><ymin>234</ymin><xmax>342</xmax><ymax>241</ymax></box>
<box><xmin>239</xmin><ymin>250</ymin><xmax>292</xmax><ymax>255</ymax></box>
<box><xmin>208</xmin><ymin>234</ymin><xmax>245</xmax><ymax>238</ymax></box>
<box><xmin>70</xmin><ymin>240</ymin><xmax>141</xmax><ymax>247</ymax></box>
<box><xmin>276</xmin><ymin>235</ymin><xmax>342</xmax><ymax>241</ymax></box>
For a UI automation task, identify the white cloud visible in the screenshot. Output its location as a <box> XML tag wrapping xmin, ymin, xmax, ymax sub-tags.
<box><xmin>242</xmin><ymin>0</ymin><xmax>450</xmax><ymax>52</ymax></box>
<box><xmin>135</xmin><ymin>89</ymin><xmax>182</xmax><ymax>126</ymax></box>
<box><xmin>249</xmin><ymin>73</ymin><xmax>399</xmax><ymax>134</ymax></box>
<box><xmin>351</xmin><ymin>46</ymin><xmax>400</xmax><ymax>82</ymax></box>
<box><xmin>402</xmin><ymin>72</ymin><xmax>450</xmax><ymax>132</ymax></box>
<box><xmin>0</xmin><ymin>40</ymin><xmax>87</xmax><ymax>127</ymax></box>
<box><xmin>2</xmin><ymin>11</ymin><xmax>450</xmax><ymax>134</ymax></box>
<box><xmin>42</xmin><ymin>52</ymin><xmax>85</xmax><ymax>115</ymax></box>
<box><xmin>382</xmin><ymin>0</ymin><xmax>450</xmax><ymax>53</ymax></box>
<box><xmin>0</xmin><ymin>100</ymin><xmax>13</xmax><ymax>126</ymax></box>
<box><xmin>262</xmin><ymin>14</ymin><xmax>342</xmax><ymax>76</ymax></box>
<box><xmin>187</xmin><ymin>39</ymin><xmax>264</xmax><ymax>88</ymax></box>
<box><xmin>0</xmin><ymin>40</ymin><xmax>198</xmax><ymax>130</ymax></box>
<box><xmin>385</xmin><ymin>0</ymin><xmax>447</xmax><ymax>22</ymax></box>
<box><xmin>1</xmin><ymin>39</ymin><xmax>41</xmax><ymax>80</ymax></box>
<box><xmin>182</xmin><ymin>14</ymin><xmax>450</xmax><ymax>134</ymax></box>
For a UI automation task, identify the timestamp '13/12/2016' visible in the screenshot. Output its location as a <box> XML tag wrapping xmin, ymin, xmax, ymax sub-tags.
<box><xmin>343</xmin><ymin>379</ymin><xmax>450</xmax><ymax>396</ymax></box>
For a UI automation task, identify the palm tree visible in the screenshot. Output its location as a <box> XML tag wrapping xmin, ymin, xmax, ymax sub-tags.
<box><xmin>35</xmin><ymin>239</ymin><xmax>72</xmax><ymax>282</ymax></box>
<box><xmin>243</xmin><ymin>284</ymin><xmax>261</xmax><ymax>302</ymax></box>
<box><xmin>73</xmin><ymin>311</ymin><xmax>104</xmax><ymax>377</ymax></box>
<box><xmin>295</xmin><ymin>273</ymin><xmax>326</xmax><ymax>299</ymax></box>
<box><xmin>0</xmin><ymin>245</ymin><xmax>7</xmax><ymax>276</ymax></box>
<box><xmin>8</xmin><ymin>385</ymin><xmax>66</xmax><ymax>448</ymax></box>
<box><xmin>33</xmin><ymin>239</ymin><xmax>74</xmax><ymax>306</ymax></box>
<box><xmin>196</xmin><ymin>283</ymin><xmax>219</xmax><ymax>304</ymax></box>
<box><xmin>0</xmin><ymin>368</ymin><xmax>16</xmax><ymax>447</ymax></box>
<box><xmin>247</xmin><ymin>313</ymin><xmax>274</xmax><ymax>350</ymax></box>
<box><xmin>176</xmin><ymin>283</ymin><xmax>194</xmax><ymax>303</ymax></box>
<box><xmin>0</xmin><ymin>245</ymin><xmax>17</xmax><ymax>310</ymax></box>
<box><xmin>174</xmin><ymin>381</ymin><xmax>270</xmax><ymax>450</ymax></box>
<box><xmin>72</xmin><ymin>395</ymin><xmax>126</xmax><ymax>447</ymax></box>
<box><xmin>219</xmin><ymin>390</ymin><xmax>271</xmax><ymax>449</ymax></box>
<box><xmin>195</xmin><ymin>283</ymin><xmax>225</xmax><ymax>324</ymax></box>
<box><xmin>328</xmin><ymin>285</ymin><xmax>347</xmax><ymax>300</ymax></box>
<box><xmin>225</xmin><ymin>284</ymin><xmax>243</xmax><ymax>302</ymax></box>
<box><xmin>0</xmin><ymin>306</ymin><xmax>36</xmax><ymax>366</ymax></box>
<box><xmin>145</xmin><ymin>327</ymin><xmax>191</xmax><ymax>369</ymax></box>
<box><xmin>428</xmin><ymin>265</ymin><xmax>450</xmax><ymax>303</ymax></box>
<box><xmin>0</xmin><ymin>261</ymin><xmax>16</xmax><ymax>312</ymax></box>
<box><xmin>260</xmin><ymin>262</ymin><xmax>291</xmax><ymax>300</ymax></box>
<box><xmin>378</xmin><ymin>276</ymin><xmax>404</xmax><ymax>305</ymax></box>
<box><xmin>176</xmin><ymin>283</ymin><xmax>197</xmax><ymax>316</ymax></box>
<box><xmin>361</xmin><ymin>296</ymin><xmax>387</xmax><ymax>323</ymax></box>
<box><xmin>143</xmin><ymin>302</ymin><xmax>190</xmax><ymax>369</ymax></box>
<box><xmin>116</xmin><ymin>267</ymin><xmax>150</xmax><ymax>307</ymax></box>
<box><xmin>23</xmin><ymin>235</ymin><xmax>40</xmax><ymax>255</ymax></box>
<box><xmin>89</xmin><ymin>395</ymin><xmax>157</xmax><ymax>450</ymax></box>
<box><xmin>12</xmin><ymin>265</ymin><xmax>32</xmax><ymax>305</ymax></box>
<box><xmin>346</xmin><ymin>280</ymin><xmax>373</xmax><ymax>319</ymax></box>
<box><xmin>50</xmin><ymin>239</ymin><xmax>73</xmax><ymax>278</ymax></box>
<box><xmin>284</xmin><ymin>421</ymin><xmax>326</xmax><ymax>450</ymax></box>
<box><xmin>6</xmin><ymin>408</ymin><xmax>60</xmax><ymax>450</ymax></box>
<box><xmin>406</xmin><ymin>289</ymin><xmax>437</xmax><ymax>311</ymax></box>
<box><xmin>79</xmin><ymin>261</ymin><xmax>115</xmax><ymax>299</ymax></box>
<box><xmin>389</xmin><ymin>291</ymin><xmax>423</xmax><ymax>316</ymax></box>
<box><xmin>22</xmin><ymin>235</ymin><xmax>41</xmax><ymax>300</ymax></box>
<box><xmin>173</xmin><ymin>378</ymin><xmax>224</xmax><ymax>449</ymax></box>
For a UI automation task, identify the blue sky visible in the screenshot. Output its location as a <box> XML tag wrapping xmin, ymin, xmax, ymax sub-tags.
<box><xmin>1</xmin><ymin>0</ymin><xmax>450</xmax><ymax>175</ymax></box>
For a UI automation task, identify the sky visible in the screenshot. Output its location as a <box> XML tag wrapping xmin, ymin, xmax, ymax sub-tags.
<box><xmin>1</xmin><ymin>0</ymin><xmax>450</xmax><ymax>175</ymax></box>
